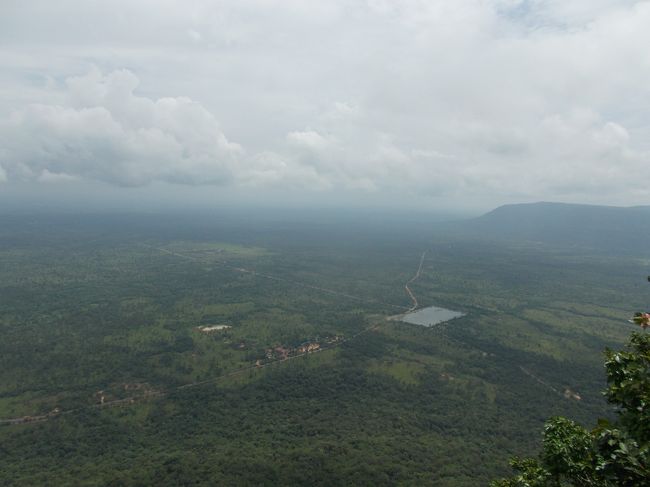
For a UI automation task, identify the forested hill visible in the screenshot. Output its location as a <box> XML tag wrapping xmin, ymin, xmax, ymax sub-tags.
<box><xmin>446</xmin><ymin>202</ymin><xmax>650</xmax><ymax>255</ymax></box>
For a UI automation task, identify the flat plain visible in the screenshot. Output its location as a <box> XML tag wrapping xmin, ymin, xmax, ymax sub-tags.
<box><xmin>0</xmin><ymin>210</ymin><xmax>645</xmax><ymax>486</ymax></box>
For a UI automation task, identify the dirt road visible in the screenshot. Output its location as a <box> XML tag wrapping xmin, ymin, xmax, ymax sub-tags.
<box><xmin>404</xmin><ymin>251</ymin><xmax>427</xmax><ymax>311</ymax></box>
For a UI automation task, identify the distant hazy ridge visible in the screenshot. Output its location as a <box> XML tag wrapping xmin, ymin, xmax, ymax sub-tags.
<box><xmin>449</xmin><ymin>202</ymin><xmax>650</xmax><ymax>255</ymax></box>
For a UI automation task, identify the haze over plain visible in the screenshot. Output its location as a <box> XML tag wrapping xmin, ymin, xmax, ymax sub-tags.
<box><xmin>3</xmin><ymin>4</ymin><xmax>650</xmax><ymax>484</ymax></box>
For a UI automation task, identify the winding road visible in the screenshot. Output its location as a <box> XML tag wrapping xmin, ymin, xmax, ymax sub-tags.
<box><xmin>404</xmin><ymin>251</ymin><xmax>427</xmax><ymax>311</ymax></box>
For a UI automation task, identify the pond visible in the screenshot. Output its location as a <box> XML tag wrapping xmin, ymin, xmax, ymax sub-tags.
<box><xmin>397</xmin><ymin>305</ymin><xmax>465</xmax><ymax>327</ymax></box>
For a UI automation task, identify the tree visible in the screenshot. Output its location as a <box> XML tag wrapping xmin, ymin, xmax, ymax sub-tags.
<box><xmin>492</xmin><ymin>297</ymin><xmax>649</xmax><ymax>486</ymax></box>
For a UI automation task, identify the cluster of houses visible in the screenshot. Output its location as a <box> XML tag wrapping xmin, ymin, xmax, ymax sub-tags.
<box><xmin>296</xmin><ymin>342</ymin><xmax>321</xmax><ymax>354</ymax></box>
<box><xmin>264</xmin><ymin>342</ymin><xmax>320</xmax><ymax>361</ymax></box>
<box><xmin>263</xmin><ymin>335</ymin><xmax>344</xmax><ymax>362</ymax></box>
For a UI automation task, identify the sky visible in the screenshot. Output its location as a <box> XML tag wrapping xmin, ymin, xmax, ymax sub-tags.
<box><xmin>1</xmin><ymin>0</ymin><xmax>649</xmax><ymax>213</ymax></box>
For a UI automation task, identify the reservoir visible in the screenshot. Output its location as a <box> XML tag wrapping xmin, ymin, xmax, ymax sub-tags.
<box><xmin>398</xmin><ymin>306</ymin><xmax>465</xmax><ymax>327</ymax></box>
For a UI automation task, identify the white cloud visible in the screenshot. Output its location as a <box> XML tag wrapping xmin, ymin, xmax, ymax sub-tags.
<box><xmin>1</xmin><ymin>1</ymin><xmax>650</xmax><ymax>208</ymax></box>
<box><xmin>37</xmin><ymin>169</ymin><xmax>79</xmax><ymax>183</ymax></box>
<box><xmin>0</xmin><ymin>69</ymin><xmax>244</xmax><ymax>186</ymax></box>
<box><xmin>187</xmin><ymin>29</ymin><xmax>201</xmax><ymax>42</ymax></box>
<box><xmin>286</xmin><ymin>130</ymin><xmax>330</xmax><ymax>151</ymax></box>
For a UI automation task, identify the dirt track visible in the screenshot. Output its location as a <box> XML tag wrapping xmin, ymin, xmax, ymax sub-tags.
<box><xmin>404</xmin><ymin>251</ymin><xmax>427</xmax><ymax>311</ymax></box>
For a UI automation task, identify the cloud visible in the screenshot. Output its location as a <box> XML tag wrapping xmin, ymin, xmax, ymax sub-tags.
<box><xmin>37</xmin><ymin>169</ymin><xmax>79</xmax><ymax>183</ymax></box>
<box><xmin>0</xmin><ymin>68</ymin><xmax>244</xmax><ymax>186</ymax></box>
<box><xmin>187</xmin><ymin>29</ymin><xmax>201</xmax><ymax>42</ymax></box>
<box><xmin>286</xmin><ymin>130</ymin><xmax>330</xmax><ymax>151</ymax></box>
<box><xmin>1</xmin><ymin>1</ymin><xmax>650</xmax><ymax>208</ymax></box>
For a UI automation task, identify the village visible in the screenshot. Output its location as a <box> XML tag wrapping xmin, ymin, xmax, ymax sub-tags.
<box><xmin>259</xmin><ymin>334</ymin><xmax>344</xmax><ymax>366</ymax></box>
<box><xmin>195</xmin><ymin>322</ymin><xmax>345</xmax><ymax>365</ymax></box>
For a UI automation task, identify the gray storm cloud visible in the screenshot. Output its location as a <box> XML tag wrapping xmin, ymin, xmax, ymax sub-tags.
<box><xmin>1</xmin><ymin>0</ymin><xmax>650</xmax><ymax>207</ymax></box>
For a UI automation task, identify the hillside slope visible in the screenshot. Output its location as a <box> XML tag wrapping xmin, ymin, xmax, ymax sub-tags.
<box><xmin>448</xmin><ymin>202</ymin><xmax>650</xmax><ymax>254</ymax></box>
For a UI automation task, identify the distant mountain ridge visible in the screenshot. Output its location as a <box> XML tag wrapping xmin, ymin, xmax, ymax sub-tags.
<box><xmin>449</xmin><ymin>202</ymin><xmax>650</xmax><ymax>255</ymax></box>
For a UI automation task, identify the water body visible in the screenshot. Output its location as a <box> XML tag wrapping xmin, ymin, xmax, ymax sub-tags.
<box><xmin>399</xmin><ymin>305</ymin><xmax>465</xmax><ymax>327</ymax></box>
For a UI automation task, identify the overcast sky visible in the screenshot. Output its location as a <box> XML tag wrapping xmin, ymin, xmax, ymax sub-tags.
<box><xmin>1</xmin><ymin>0</ymin><xmax>649</xmax><ymax>212</ymax></box>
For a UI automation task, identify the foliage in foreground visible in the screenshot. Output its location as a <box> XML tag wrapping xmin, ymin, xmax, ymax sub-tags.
<box><xmin>492</xmin><ymin>329</ymin><xmax>649</xmax><ymax>486</ymax></box>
